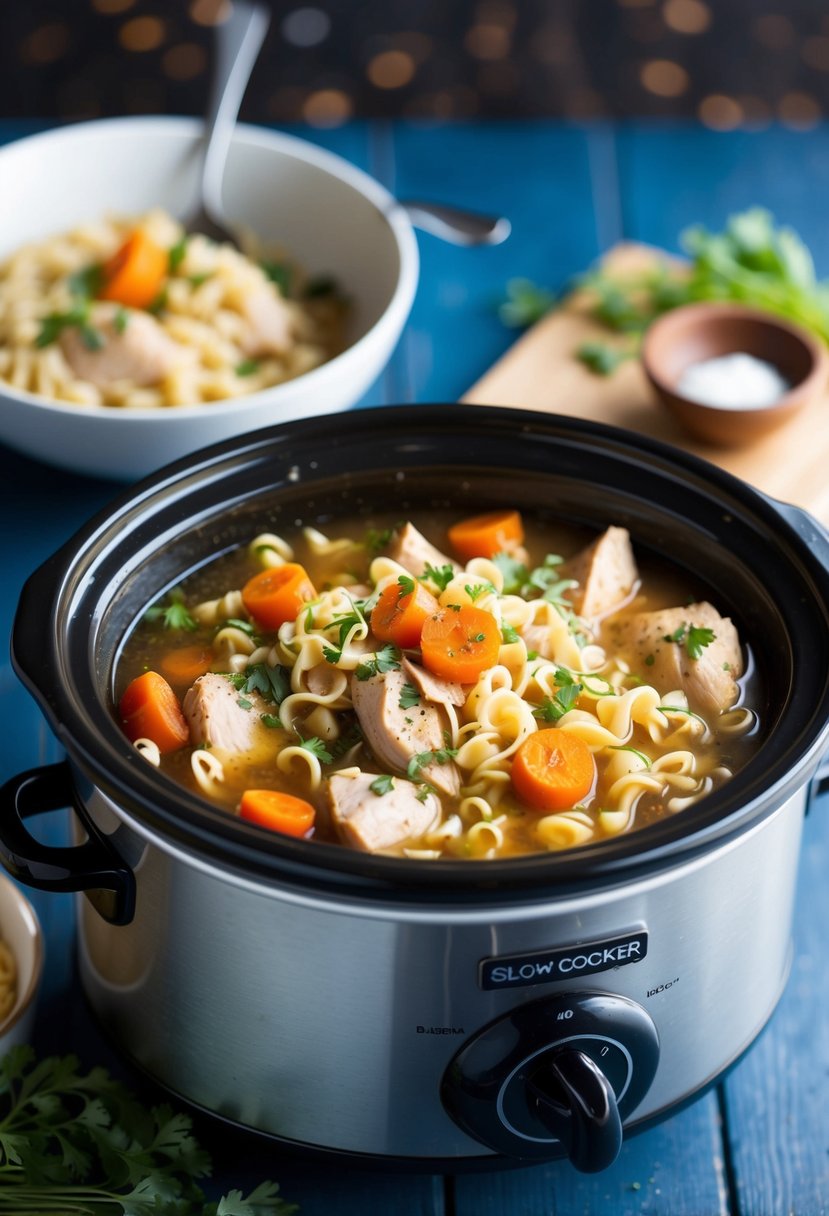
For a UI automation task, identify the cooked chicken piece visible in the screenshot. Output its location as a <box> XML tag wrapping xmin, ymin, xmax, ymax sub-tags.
<box><xmin>327</xmin><ymin>771</ymin><xmax>440</xmax><ymax>852</ymax></box>
<box><xmin>402</xmin><ymin>657</ymin><xmax>466</xmax><ymax>708</ymax></box>
<box><xmin>183</xmin><ymin>673</ymin><xmax>272</xmax><ymax>754</ymax></box>
<box><xmin>239</xmin><ymin>286</ymin><xmax>294</xmax><ymax>356</ymax></box>
<box><xmin>59</xmin><ymin>303</ymin><xmax>184</xmax><ymax>388</ymax></box>
<box><xmin>350</xmin><ymin>667</ymin><xmax>461</xmax><ymax>797</ymax></box>
<box><xmin>608</xmin><ymin>601</ymin><xmax>743</xmax><ymax>713</ymax></box>
<box><xmin>386</xmin><ymin>522</ymin><xmax>460</xmax><ymax>578</ymax></box>
<box><xmin>563</xmin><ymin>527</ymin><xmax>639</xmax><ymax>620</ymax></box>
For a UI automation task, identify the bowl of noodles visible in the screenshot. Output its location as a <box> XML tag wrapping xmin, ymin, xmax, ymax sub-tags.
<box><xmin>0</xmin><ymin>116</ymin><xmax>418</xmax><ymax>481</ymax></box>
<box><xmin>0</xmin><ymin>873</ymin><xmax>42</xmax><ymax>1053</ymax></box>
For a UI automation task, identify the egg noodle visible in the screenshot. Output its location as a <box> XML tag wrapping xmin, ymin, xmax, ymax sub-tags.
<box><xmin>0</xmin><ymin>938</ymin><xmax>17</xmax><ymax>1022</ymax></box>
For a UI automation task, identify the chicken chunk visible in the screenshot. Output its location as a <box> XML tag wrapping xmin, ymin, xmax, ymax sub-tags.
<box><xmin>327</xmin><ymin>771</ymin><xmax>440</xmax><ymax>852</ymax></box>
<box><xmin>183</xmin><ymin>673</ymin><xmax>272</xmax><ymax>755</ymax></box>
<box><xmin>402</xmin><ymin>657</ymin><xmax>466</xmax><ymax>708</ymax></box>
<box><xmin>609</xmin><ymin>601</ymin><xmax>743</xmax><ymax>713</ymax></box>
<box><xmin>59</xmin><ymin>303</ymin><xmax>184</xmax><ymax>389</ymax></box>
<box><xmin>564</xmin><ymin>527</ymin><xmax>639</xmax><ymax>620</ymax></box>
<box><xmin>239</xmin><ymin>286</ymin><xmax>294</xmax><ymax>356</ymax></box>
<box><xmin>386</xmin><ymin>523</ymin><xmax>460</xmax><ymax>579</ymax></box>
<box><xmin>350</xmin><ymin>667</ymin><xmax>461</xmax><ymax>797</ymax></box>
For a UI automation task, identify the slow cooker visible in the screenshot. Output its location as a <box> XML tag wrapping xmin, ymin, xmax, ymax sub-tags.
<box><xmin>2</xmin><ymin>404</ymin><xmax>829</xmax><ymax>1174</ymax></box>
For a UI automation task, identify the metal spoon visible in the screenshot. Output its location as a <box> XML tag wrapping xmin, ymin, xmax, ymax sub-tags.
<box><xmin>189</xmin><ymin>1</ymin><xmax>510</xmax><ymax>249</ymax></box>
<box><xmin>186</xmin><ymin>1</ymin><xmax>270</xmax><ymax>244</ymax></box>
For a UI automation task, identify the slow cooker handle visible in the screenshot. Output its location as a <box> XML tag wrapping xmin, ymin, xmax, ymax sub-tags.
<box><xmin>0</xmin><ymin>762</ymin><xmax>135</xmax><ymax>925</ymax></box>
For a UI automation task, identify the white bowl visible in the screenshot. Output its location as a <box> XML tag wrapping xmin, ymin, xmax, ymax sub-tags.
<box><xmin>0</xmin><ymin>874</ymin><xmax>43</xmax><ymax>1052</ymax></box>
<box><xmin>0</xmin><ymin>117</ymin><xmax>419</xmax><ymax>481</ymax></box>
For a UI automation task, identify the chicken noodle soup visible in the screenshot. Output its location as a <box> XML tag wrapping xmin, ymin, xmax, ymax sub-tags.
<box><xmin>0</xmin><ymin>209</ymin><xmax>346</xmax><ymax>408</ymax></box>
<box><xmin>115</xmin><ymin>511</ymin><xmax>759</xmax><ymax>858</ymax></box>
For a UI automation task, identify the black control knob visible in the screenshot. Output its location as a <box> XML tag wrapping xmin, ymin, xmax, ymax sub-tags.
<box><xmin>441</xmin><ymin>991</ymin><xmax>659</xmax><ymax>1168</ymax></box>
<box><xmin>526</xmin><ymin>1048</ymin><xmax>623</xmax><ymax>1172</ymax></box>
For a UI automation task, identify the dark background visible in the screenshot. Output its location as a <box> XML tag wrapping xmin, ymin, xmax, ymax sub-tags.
<box><xmin>1</xmin><ymin>0</ymin><xmax>828</xmax><ymax>129</ymax></box>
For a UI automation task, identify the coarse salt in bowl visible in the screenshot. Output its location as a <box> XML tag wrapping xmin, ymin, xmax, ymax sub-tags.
<box><xmin>0</xmin><ymin>117</ymin><xmax>419</xmax><ymax>481</ymax></box>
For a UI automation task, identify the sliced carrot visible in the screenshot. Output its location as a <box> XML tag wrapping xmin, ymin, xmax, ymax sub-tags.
<box><xmin>99</xmin><ymin>229</ymin><xmax>169</xmax><ymax>309</ymax></box>
<box><xmin>371</xmin><ymin>577</ymin><xmax>440</xmax><ymax>648</ymax></box>
<box><xmin>242</xmin><ymin>563</ymin><xmax>317</xmax><ymax>631</ymax></box>
<box><xmin>239</xmin><ymin>789</ymin><xmax>316</xmax><ymax>837</ymax></box>
<box><xmin>159</xmin><ymin>644</ymin><xmax>214</xmax><ymax>685</ymax></box>
<box><xmin>119</xmin><ymin>670</ymin><xmax>189</xmax><ymax>753</ymax></box>
<box><xmin>448</xmin><ymin>510</ymin><xmax>525</xmax><ymax>562</ymax></box>
<box><xmin>511</xmin><ymin>728</ymin><xmax>595</xmax><ymax>812</ymax></box>
<box><xmin>420</xmin><ymin>604</ymin><xmax>501</xmax><ymax>683</ymax></box>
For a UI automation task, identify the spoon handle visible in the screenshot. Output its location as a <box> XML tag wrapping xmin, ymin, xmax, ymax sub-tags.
<box><xmin>399</xmin><ymin>200</ymin><xmax>512</xmax><ymax>247</ymax></box>
<box><xmin>200</xmin><ymin>2</ymin><xmax>271</xmax><ymax>222</ymax></box>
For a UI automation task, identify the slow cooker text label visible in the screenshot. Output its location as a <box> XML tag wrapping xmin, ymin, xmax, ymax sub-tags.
<box><xmin>479</xmin><ymin>931</ymin><xmax>648</xmax><ymax>990</ymax></box>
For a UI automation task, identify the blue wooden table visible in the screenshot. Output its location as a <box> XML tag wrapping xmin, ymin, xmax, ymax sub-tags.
<box><xmin>2</xmin><ymin>117</ymin><xmax>829</xmax><ymax>1215</ymax></box>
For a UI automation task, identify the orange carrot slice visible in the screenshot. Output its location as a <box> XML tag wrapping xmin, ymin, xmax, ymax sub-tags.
<box><xmin>99</xmin><ymin>230</ymin><xmax>170</xmax><ymax>310</ymax></box>
<box><xmin>159</xmin><ymin>644</ymin><xmax>214</xmax><ymax>686</ymax></box>
<box><xmin>242</xmin><ymin>563</ymin><xmax>317</xmax><ymax>631</ymax></box>
<box><xmin>448</xmin><ymin>510</ymin><xmax>525</xmax><ymax>561</ymax></box>
<box><xmin>512</xmin><ymin>728</ymin><xmax>595</xmax><ymax>811</ymax></box>
<box><xmin>420</xmin><ymin>604</ymin><xmax>500</xmax><ymax>683</ymax></box>
<box><xmin>371</xmin><ymin>577</ymin><xmax>440</xmax><ymax>648</ymax></box>
<box><xmin>239</xmin><ymin>789</ymin><xmax>316</xmax><ymax>837</ymax></box>
<box><xmin>119</xmin><ymin>670</ymin><xmax>189</xmax><ymax>753</ymax></box>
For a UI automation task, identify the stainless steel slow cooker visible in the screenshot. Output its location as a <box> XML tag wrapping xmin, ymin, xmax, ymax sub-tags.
<box><xmin>3</xmin><ymin>405</ymin><xmax>829</xmax><ymax>1174</ymax></box>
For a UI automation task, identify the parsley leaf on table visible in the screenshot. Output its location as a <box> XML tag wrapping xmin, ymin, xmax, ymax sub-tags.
<box><xmin>0</xmin><ymin>1046</ymin><xmax>296</xmax><ymax>1215</ymax></box>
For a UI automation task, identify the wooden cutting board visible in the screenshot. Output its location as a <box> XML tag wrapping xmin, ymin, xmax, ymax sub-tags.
<box><xmin>463</xmin><ymin>244</ymin><xmax>829</xmax><ymax>525</ymax></box>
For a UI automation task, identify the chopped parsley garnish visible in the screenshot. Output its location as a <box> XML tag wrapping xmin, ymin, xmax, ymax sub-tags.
<box><xmin>609</xmin><ymin>744</ymin><xmax>652</xmax><ymax>768</ymax></box>
<box><xmin>237</xmin><ymin>697</ymin><xmax>253</xmax><ymax>711</ymax></box>
<box><xmin>465</xmin><ymin>582</ymin><xmax>493</xmax><ymax>601</ymax></box>
<box><xmin>187</xmin><ymin>271</ymin><xmax>213</xmax><ymax>287</ymax></box>
<box><xmin>67</xmin><ymin>263</ymin><xmax>104</xmax><ymax>298</ymax></box>
<box><xmin>355</xmin><ymin>644</ymin><xmax>402</xmax><ymax>681</ymax></box>
<box><xmin>113</xmin><ymin>306</ymin><xmax>129</xmax><ymax>334</ymax></box>
<box><xmin>662</xmin><ymin>622</ymin><xmax>717</xmax><ymax>660</ymax></box>
<box><xmin>304</xmin><ymin>274</ymin><xmax>340</xmax><ymax>298</ymax></box>
<box><xmin>576</xmin><ymin>340</ymin><xmax>635</xmax><ymax>376</ymax></box>
<box><xmin>533</xmin><ymin>679</ymin><xmax>583</xmax><ymax>722</ymax></box>
<box><xmin>415</xmin><ymin>783</ymin><xmax>435</xmax><ymax>803</ymax></box>
<box><xmin>168</xmin><ymin>236</ymin><xmax>188</xmax><ymax>272</ymax></box>
<box><xmin>324</xmin><ymin>598</ymin><xmax>370</xmax><ymax>663</ymax></box>
<box><xmin>261</xmin><ymin>260</ymin><xmax>293</xmax><ymax>294</ymax></box>
<box><xmin>398</xmin><ymin>682</ymin><xmax>420</xmax><ymax>710</ymax></box>
<box><xmin>492</xmin><ymin>551</ymin><xmax>528</xmax><ymax>595</ymax></box>
<box><xmin>397</xmin><ymin>574</ymin><xmax>415</xmax><ymax>597</ymax></box>
<box><xmin>227</xmin><ymin>662</ymin><xmax>291</xmax><ymax>706</ymax></box>
<box><xmin>296</xmin><ymin>734</ymin><xmax>333</xmax><ymax>762</ymax></box>
<box><xmin>364</xmin><ymin>524</ymin><xmax>399</xmax><ymax>554</ymax></box>
<box><xmin>323</xmin><ymin>645</ymin><xmax>343</xmax><ymax>665</ymax></box>
<box><xmin>328</xmin><ymin>720</ymin><xmax>363</xmax><ymax>758</ymax></box>
<box><xmin>406</xmin><ymin>746</ymin><xmax>458</xmax><ymax>779</ymax></box>
<box><xmin>524</xmin><ymin>554</ymin><xmax>577</xmax><ymax>605</ymax></box>
<box><xmin>501</xmin><ymin>623</ymin><xmax>520</xmax><ymax>644</ymax></box>
<box><xmin>147</xmin><ymin>286</ymin><xmax>168</xmax><ymax>315</ymax></box>
<box><xmin>419</xmin><ymin>562</ymin><xmax>456</xmax><ymax>592</ymax></box>
<box><xmin>261</xmin><ymin>713</ymin><xmax>282</xmax><ymax>728</ymax></box>
<box><xmin>35</xmin><ymin>301</ymin><xmax>104</xmax><ymax>352</ymax></box>
<box><xmin>370</xmin><ymin>774</ymin><xmax>395</xmax><ymax>796</ymax></box>
<box><xmin>144</xmin><ymin>588</ymin><xmax>198</xmax><ymax>632</ymax></box>
<box><xmin>236</xmin><ymin>358</ymin><xmax>260</xmax><ymax>377</ymax></box>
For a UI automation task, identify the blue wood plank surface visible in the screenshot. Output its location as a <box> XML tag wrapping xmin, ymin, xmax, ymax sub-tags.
<box><xmin>0</xmin><ymin>117</ymin><xmax>828</xmax><ymax>1214</ymax></box>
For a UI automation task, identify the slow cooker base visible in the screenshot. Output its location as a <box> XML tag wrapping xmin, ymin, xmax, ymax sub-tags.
<box><xmin>82</xmin><ymin>950</ymin><xmax>791</xmax><ymax>1175</ymax></box>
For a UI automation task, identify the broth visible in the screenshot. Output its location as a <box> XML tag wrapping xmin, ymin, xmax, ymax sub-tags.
<box><xmin>114</xmin><ymin>509</ymin><xmax>759</xmax><ymax>859</ymax></box>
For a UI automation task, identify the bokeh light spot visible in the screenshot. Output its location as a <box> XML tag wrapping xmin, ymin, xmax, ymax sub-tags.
<box><xmin>162</xmin><ymin>43</ymin><xmax>207</xmax><ymax>81</ymax></box>
<box><xmin>20</xmin><ymin>22</ymin><xmax>71</xmax><ymax>65</ymax></box>
<box><xmin>663</xmin><ymin>0</ymin><xmax>711</xmax><ymax>34</ymax></box>
<box><xmin>302</xmin><ymin>88</ymin><xmax>353</xmax><ymax>127</ymax></box>
<box><xmin>119</xmin><ymin>16</ymin><xmax>166</xmax><ymax>52</ymax></box>
<box><xmin>640</xmin><ymin>58</ymin><xmax>689</xmax><ymax>96</ymax></box>
<box><xmin>698</xmin><ymin>93</ymin><xmax>743</xmax><ymax>129</ymax></box>
<box><xmin>281</xmin><ymin>8</ymin><xmax>331</xmax><ymax>48</ymax></box>
<box><xmin>367</xmin><ymin>50</ymin><xmax>416</xmax><ymax>89</ymax></box>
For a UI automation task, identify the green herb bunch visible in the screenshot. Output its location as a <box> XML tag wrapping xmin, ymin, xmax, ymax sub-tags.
<box><xmin>0</xmin><ymin>1046</ymin><xmax>296</xmax><ymax>1215</ymax></box>
<box><xmin>500</xmin><ymin>208</ymin><xmax>829</xmax><ymax>375</ymax></box>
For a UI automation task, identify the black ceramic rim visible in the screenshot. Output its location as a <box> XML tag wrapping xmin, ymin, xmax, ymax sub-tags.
<box><xmin>11</xmin><ymin>404</ymin><xmax>829</xmax><ymax>901</ymax></box>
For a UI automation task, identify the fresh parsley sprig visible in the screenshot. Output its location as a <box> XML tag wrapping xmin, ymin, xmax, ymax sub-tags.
<box><xmin>355</xmin><ymin>644</ymin><xmax>401</xmax><ymax>681</ymax></box>
<box><xmin>0</xmin><ymin>1046</ymin><xmax>296</xmax><ymax>1215</ymax></box>
<box><xmin>662</xmin><ymin>622</ymin><xmax>716</xmax><ymax>660</ymax></box>
<box><xmin>406</xmin><ymin>745</ymin><xmax>459</xmax><ymax>779</ymax></box>
<box><xmin>227</xmin><ymin>662</ymin><xmax>291</xmax><ymax>706</ymax></box>
<box><xmin>144</xmin><ymin>589</ymin><xmax>198</xmax><ymax>632</ymax></box>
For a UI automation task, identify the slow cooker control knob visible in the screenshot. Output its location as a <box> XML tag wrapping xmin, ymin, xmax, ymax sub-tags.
<box><xmin>441</xmin><ymin>991</ymin><xmax>659</xmax><ymax>1168</ymax></box>
<box><xmin>526</xmin><ymin>1048</ymin><xmax>622</xmax><ymax>1173</ymax></box>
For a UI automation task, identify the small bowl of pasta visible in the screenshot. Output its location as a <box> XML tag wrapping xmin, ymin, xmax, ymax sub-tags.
<box><xmin>0</xmin><ymin>117</ymin><xmax>419</xmax><ymax>481</ymax></box>
<box><xmin>0</xmin><ymin>874</ymin><xmax>43</xmax><ymax>1052</ymax></box>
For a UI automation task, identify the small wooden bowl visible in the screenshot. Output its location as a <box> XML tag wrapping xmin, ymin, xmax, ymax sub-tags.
<box><xmin>641</xmin><ymin>302</ymin><xmax>828</xmax><ymax>446</ymax></box>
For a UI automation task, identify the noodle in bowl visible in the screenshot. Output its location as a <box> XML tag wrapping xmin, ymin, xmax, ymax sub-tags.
<box><xmin>0</xmin><ymin>117</ymin><xmax>418</xmax><ymax>480</ymax></box>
